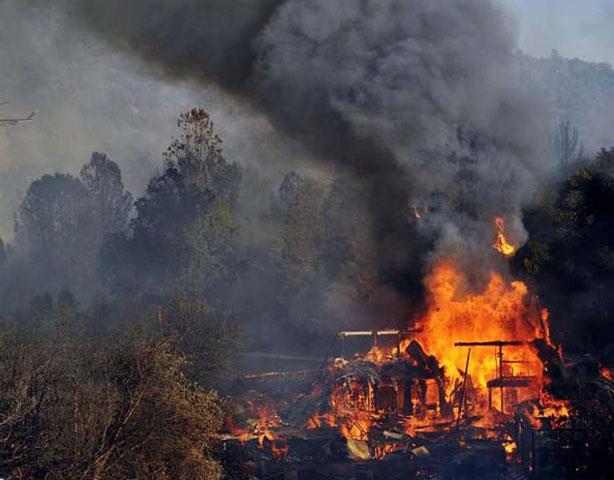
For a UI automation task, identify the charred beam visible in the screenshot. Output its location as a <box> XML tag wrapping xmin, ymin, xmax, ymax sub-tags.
<box><xmin>454</xmin><ymin>340</ymin><xmax>526</xmax><ymax>347</ymax></box>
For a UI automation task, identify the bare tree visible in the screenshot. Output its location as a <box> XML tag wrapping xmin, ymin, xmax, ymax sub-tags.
<box><xmin>553</xmin><ymin>120</ymin><xmax>584</xmax><ymax>168</ymax></box>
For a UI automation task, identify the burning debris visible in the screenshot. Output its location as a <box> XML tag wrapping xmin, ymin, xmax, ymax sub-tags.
<box><xmin>221</xmin><ymin>245</ymin><xmax>603</xmax><ymax>479</ymax></box>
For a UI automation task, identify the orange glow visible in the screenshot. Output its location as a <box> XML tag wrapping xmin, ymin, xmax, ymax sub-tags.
<box><xmin>227</xmin><ymin>400</ymin><xmax>288</xmax><ymax>458</ymax></box>
<box><xmin>374</xmin><ymin>443</ymin><xmax>402</xmax><ymax>460</ymax></box>
<box><xmin>303</xmin><ymin>256</ymin><xmax>568</xmax><ymax>443</ymax></box>
<box><xmin>238</xmin><ymin>215</ymin><xmax>575</xmax><ymax>458</ymax></box>
<box><xmin>414</xmin><ymin>259</ymin><xmax>548</xmax><ymax>411</ymax></box>
<box><xmin>518</xmin><ymin>392</ymin><xmax>570</xmax><ymax>429</ymax></box>
<box><xmin>306</xmin><ymin>374</ymin><xmax>378</xmax><ymax>441</ymax></box>
<box><xmin>503</xmin><ymin>441</ymin><xmax>517</xmax><ymax>455</ymax></box>
<box><xmin>493</xmin><ymin>217</ymin><xmax>516</xmax><ymax>256</ymax></box>
<box><xmin>412</xmin><ymin>206</ymin><xmax>423</xmax><ymax>220</ymax></box>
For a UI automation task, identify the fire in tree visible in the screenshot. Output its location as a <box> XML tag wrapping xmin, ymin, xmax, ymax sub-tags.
<box><xmin>493</xmin><ymin>217</ymin><xmax>516</xmax><ymax>257</ymax></box>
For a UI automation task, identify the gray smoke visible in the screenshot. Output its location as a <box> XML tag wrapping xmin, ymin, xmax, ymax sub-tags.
<box><xmin>0</xmin><ymin>0</ymin><xmax>318</xmax><ymax>241</ymax></box>
<box><xmin>63</xmin><ymin>0</ymin><xmax>553</xmax><ymax>277</ymax></box>
<box><xmin>65</xmin><ymin>0</ymin><xmax>284</xmax><ymax>91</ymax></box>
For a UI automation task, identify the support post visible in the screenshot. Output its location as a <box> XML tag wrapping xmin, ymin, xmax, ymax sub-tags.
<box><xmin>499</xmin><ymin>344</ymin><xmax>504</xmax><ymax>413</ymax></box>
<box><xmin>457</xmin><ymin>347</ymin><xmax>472</xmax><ymax>430</ymax></box>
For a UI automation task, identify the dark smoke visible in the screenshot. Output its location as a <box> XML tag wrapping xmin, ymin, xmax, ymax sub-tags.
<box><xmin>63</xmin><ymin>0</ymin><xmax>552</xmax><ymax>285</ymax></box>
<box><xmin>66</xmin><ymin>0</ymin><xmax>283</xmax><ymax>91</ymax></box>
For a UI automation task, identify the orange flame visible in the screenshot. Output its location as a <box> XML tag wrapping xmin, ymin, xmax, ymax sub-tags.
<box><xmin>227</xmin><ymin>400</ymin><xmax>287</xmax><ymax>457</ymax></box>
<box><xmin>414</xmin><ymin>259</ymin><xmax>548</xmax><ymax>410</ymax></box>
<box><xmin>493</xmin><ymin>217</ymin><xmax>516</xmax><ymax>257</ymax></box>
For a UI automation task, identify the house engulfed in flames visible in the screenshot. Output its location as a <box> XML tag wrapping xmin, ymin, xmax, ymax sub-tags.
<box><xmin>223</xmin><ymin>219</ymin><xmax>604</xmax><ymax>479</ymax></box>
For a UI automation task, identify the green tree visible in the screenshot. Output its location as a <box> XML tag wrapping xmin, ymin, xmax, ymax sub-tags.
<box><xmin>101</xmin><ymin>109</ymin><xmax>242</xmax><ymax>299</ymax></box>
<box><xmin>183</xmin><ymin>198</ymin><xmax>238</xmax><ymax>295</ymax></box>
<box><xmin>80</xmin><ymin>152</ymin><xmax>133</xmax><ymax>237</ymax></box>
<box><xmin>515</xmin><ymin>148</ymin><xmax>614</xmax><ymax>354</ymax></box>
<box><xmin>14</xmin><ymin>173</ymin><xmax>97</xmax><ymax>299</ymax></box>
<box><xmin>277</xmin><ymin>173</ymin><xmax>325</xmax><ymax>290</ymax></box>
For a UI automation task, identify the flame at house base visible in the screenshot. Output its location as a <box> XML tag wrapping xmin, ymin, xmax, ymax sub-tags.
<box><xmin>227</xmin><ymin>218</ymin><xmax>570</xmax><ymax>461</ymax></box>
<box><xmin>302</xmin><ymin>255</ymin><xmax>566</xmax><ymax>446</ymax></box>
<box><xmin>414</xmin><ymin>258</ymin><xmax>550</xmax><ymax>406</ymax></box>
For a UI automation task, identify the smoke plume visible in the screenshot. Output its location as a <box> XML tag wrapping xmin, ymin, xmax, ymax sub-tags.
<box><xmin>64</xmin><ymin>0</ymin><xmax>553</xmax><ymax>284</ymax></box>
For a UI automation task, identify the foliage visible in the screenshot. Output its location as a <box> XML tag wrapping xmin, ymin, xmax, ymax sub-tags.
<box><xmin>515</xmin><ymin>148</ymin><xmax>614</xmax><ymax>354</ymax></box>
<box><xmin>182</xmin><ymin>198</ymin><xmax>238</xmax><ymax>295</ymax></box>
<box><xmin>158</xmin><ymin>293</ymin><xmax>239</xmax><ymax>386</ymax></box>
<box><xmin>4</xmin><ymin>106</ymin><xmax>389</xmax><ymax>357</ymax></box>
<box><xmin>13</xmin><ymin>173</ymin><xmax>97</xmax><ymax>299</ymax></box>
<box><xmin>8</xmin><ymin>153</ymin><xmax>132</xmax><ymax>304</ymax></box>
<box><xmin>552</xmin><ymin>119</ymin><xmax>585</xmax><ymax>169</ymax></box>
<box><xmin>277</xmin><ymin>174</ymin><xmax>326</xmax><ymax>290</ymax></box>
<box><xmin>0</xmin><ymin>322</ymin><xmax>223</xmax><ymax>480</ymax></box>
<box><xmin>80</xmin><ymin>152</ymin><xmax>133</xmax><ymax>236</ymax></box>
<box><xmin>101</xmin><ymin>109</ymin><xmax>242</xmax><ymax>299</ymax></box>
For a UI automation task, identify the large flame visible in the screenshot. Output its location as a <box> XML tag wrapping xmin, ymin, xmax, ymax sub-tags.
<box><xmin>415</xmin><ymin>259</ymin><xmax>549</xmax><ymax>408</ymax></box>
<box><xmin>226</xmin><ymin>214</ymin><xmax>574</xmax><ymax>463</ymax></box>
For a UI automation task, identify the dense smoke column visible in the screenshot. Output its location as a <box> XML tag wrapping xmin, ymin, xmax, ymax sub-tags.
<box><xmin>64</xmin><ymin>0</ymin><xmax>550</xmax><ymax>290</ymax></box>
<box><xmin>65</xmin><ymin>0</ymin><xmax>283</xmax><ymax>91</ymax></box>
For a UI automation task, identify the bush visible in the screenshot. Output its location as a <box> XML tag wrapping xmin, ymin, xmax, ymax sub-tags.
<box><xmin>0</xmin><ymin>324</ymin><xmax>223</xmax><ymax>479</ymax></box>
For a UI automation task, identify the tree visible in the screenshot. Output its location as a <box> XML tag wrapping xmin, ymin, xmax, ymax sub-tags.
<box><xmin>182</xmin><ymin>198</ymin><xmax>239</xmax><ymax>296</ymax></box>
<box><xmin>0</xmin><ymin>236</ymin><xmax>6</xmax><ymax>270</ymax></box>
<box><xmin>14</xmin><ymin>173</ymin><xmax>97</xmax><ymax>298</ymax></box>
<box><xmin>515</xmin><ymin>149</ymin><xmax>614</xmax><ymax>355</ymax></box>
<box><xmin>101</xmin><ymin>109</ymin><xmax>242</xmax><ymax>299</ymax></box>
<box><xmin>553</xmin><ymin>120</ymin><xmax>584</xmax><ymax>170</ymax></box>
<box><xmin>277</xmin><ymin>173</ymin><xmax>325</xmax><ymax>290</ymax></box>
<box><xmin>80</xmin><ymin>152</ymin><xmax>133</xmax><ymax>236</ymax></box>
<box><xmin>321</xmin><ymin>176</ymin><xmax>377</xmax><ymax>300</ymax></box>
<box><xmin>165</xmin><ymin>108</ymin><xmax>242</xmax><ymax>204</ymax></box>
<box><xmin>10</xmin><ymin>154</ymin><xmax>132</xmax><ymax>304</ymax></box>
<box><xmin>0</xmin><ymin>237</ymin><xmax>6</xmax><ymax>293</ymax></box>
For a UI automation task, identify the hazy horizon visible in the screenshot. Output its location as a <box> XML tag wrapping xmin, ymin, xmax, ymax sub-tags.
<box><xmin>505</xmin><ymin>0</ymin><xmax>614</xmax><ymax>65</ymax></box>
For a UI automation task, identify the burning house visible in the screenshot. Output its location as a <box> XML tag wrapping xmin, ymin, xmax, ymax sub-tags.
<box><xmin>222</xmin><ymin>218</ymin><xmax>613</xmax><ymax>480</ymax></box>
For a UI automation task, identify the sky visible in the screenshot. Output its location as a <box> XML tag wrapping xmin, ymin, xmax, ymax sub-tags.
<box><xmin>0</xmin><ymin>0</ymin><xmax>612</xmax><ymax>241</ymax></box>
<box><xmin>505</xmin><ymin>0</ymin><xmax>614</xmax><ymax>65</ymax></box>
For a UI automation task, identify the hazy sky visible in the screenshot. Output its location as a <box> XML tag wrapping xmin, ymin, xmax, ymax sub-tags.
<box><xmin>505</xmin><ymin>0</ymin><xmax>614</xmax><ymax>65</ymax></box>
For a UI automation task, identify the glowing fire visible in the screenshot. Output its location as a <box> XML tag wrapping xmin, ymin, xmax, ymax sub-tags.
<box><xmin>304</xmin><ymin>255</ymin><xmax>566</xmax><ymax>446</ymax></box>
<box><xmin>493</xmin><ymin>217</ymin><xmax>516</xmax><ymax>256</ymax></box>
<box><xmin>414</xmin><ymin>259</ymin><xmax>548</xmax><ymax>411</ymax></box>
<box><xmin>232</xmin><ymin>216</ymin><xmax>574</xmax><ymax>461</ymax></box>
<box><xmin>227</xmin><ymin>400</ymin><xmax>288</xmax><ymax>458</ymax></box>
<box><xmin>306</xmin><ymin>376</ymin><xmax>378</xmax><ymax>441</ymax></box>
<box><xmin>518</xmin><ymin>392</ymin><xmax>570</xmax><ymax>429</ymax></box>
